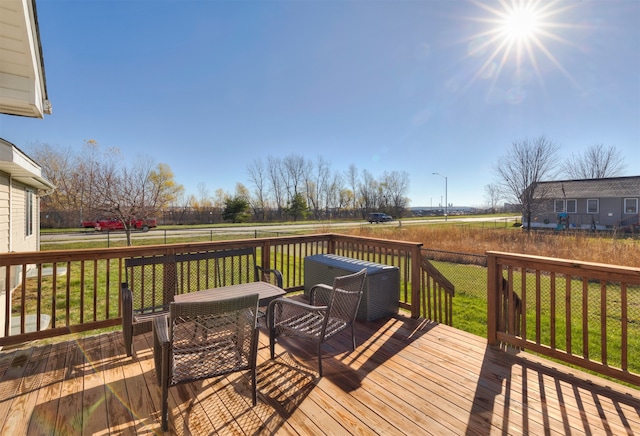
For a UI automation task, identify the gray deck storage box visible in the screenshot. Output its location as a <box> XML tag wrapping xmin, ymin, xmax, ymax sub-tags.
<box><xmin>304</xmin><ymin>254</ymin><xmax>400</xmax><ymax>321</ymax></box>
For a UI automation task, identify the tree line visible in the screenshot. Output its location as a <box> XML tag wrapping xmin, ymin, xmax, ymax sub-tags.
<box><xmin>31</xmin><ymin>137</ymin><xmax>626</xmax><ymax>238</ymax></box>
<box><xmin>30</xmin><ymin>140</ymin><xmax>411</xmax><ymax>233</ymax></box>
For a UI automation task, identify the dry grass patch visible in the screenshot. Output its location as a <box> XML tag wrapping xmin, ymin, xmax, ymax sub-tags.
<box><xmin>343</xmin><ymin>225</ymin><xmax>640</xmax><ymax>268</ymax></box>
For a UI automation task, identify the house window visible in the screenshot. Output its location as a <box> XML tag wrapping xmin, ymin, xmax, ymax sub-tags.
<box><xmin>624</xmin><ymin>198</ymin><xmax>638</xmax><ymax>214</ymax></box>
<box><xmin>25</xmin><ymin>189</ymin><xmax>34</xmax><ymax>236</ymax></box>
<box><xmin>554</xmin><ymin>199</ymin><xmax>577</xmax><ymax>213</ymax></box>
<box><xmin>587</xmin><ymin>199</ymin><xmax>599</xmax><ymax>214</ymax></box>
<box><xmin>554</xmin><ymin>200</ymin><xmax>565</xmax><ymax>212</ymax></box>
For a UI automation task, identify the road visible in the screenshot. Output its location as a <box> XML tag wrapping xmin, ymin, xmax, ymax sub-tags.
<box><xmin>41</xmin><ymin>216</ymin><xmax>518</xmax><ymax>245</ymax></box>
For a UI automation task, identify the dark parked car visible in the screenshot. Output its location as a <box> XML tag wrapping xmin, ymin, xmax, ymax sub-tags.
<box><xmin>368</xmin><ymin>213</ymin><xmax>393</xmax><ymax>223</ymax></box>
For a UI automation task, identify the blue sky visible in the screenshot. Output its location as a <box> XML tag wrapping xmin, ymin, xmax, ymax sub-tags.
<box><xmin>1</xmin><ymin>0</ymin><xmax>639</xmax><ymax>207</ymax></box>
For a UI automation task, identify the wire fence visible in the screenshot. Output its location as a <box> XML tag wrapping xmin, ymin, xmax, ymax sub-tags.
<box><xmin>422</xmin><ymin>248</ymin><xmax>488</xmax><ymax>300</ymax></box>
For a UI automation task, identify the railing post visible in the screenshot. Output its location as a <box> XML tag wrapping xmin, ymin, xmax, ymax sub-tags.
<box><xmin>487</xmin><ymin>251</ymin><xmax>499</xmax><ymax>345</ymax></box>
<box><xmin>327</xmin><ymin>234</ymin><xmax>336</xmax><ymax>254</ymax></box>
<box><xmin>411</xmin><ymin>244</ymin><xmax>422</xmax><ymax>318</ymax></box>
<box><xmin>261</xmin><ymin>240</ymin><xmax>271</xmax><ymax>271</ymax></box>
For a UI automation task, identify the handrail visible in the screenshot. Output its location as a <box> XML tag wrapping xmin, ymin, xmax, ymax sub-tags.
<box><xmin>487</xmin><ymin>251</ymin><xmax>640</xmax><ymax>386</ymax></box>
<box><xmin>420</xmin><ymin>257</ymin><xmax>454</xmax><ymax>325</ymax></box>
<box><xmin>0</xmin><ymin>233</ymin><xmax>454</xmax><ymax>347</ymax></box>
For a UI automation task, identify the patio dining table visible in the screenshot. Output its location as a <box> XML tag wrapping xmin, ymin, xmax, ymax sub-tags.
<box><xmin>174</xmin><ymin>281</ymin><xmax>286</xmax><ymax>307</ymax></box>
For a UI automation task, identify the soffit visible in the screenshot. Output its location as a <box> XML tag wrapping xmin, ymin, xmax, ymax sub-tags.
<box><xmin>0</xmin><ymin>0</ymin><xmax>51</xmax><ymax>118</ymax></box>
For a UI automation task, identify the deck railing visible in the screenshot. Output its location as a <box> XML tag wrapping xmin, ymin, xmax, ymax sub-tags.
<box><xmin>0</xmin><ymin>233</ymin><xmax>452</xmax><ymax>347</ymax></box>
<box><xmin>487</xmin><ymin>251</ymin><xmax>640</xmax><ymax>386</ymax></box>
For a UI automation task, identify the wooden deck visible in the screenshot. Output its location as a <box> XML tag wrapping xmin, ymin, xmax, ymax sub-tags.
<box><xmin>1</xmin><ymin>314</ymin><xmax>638</xmax><ymax>435</ymax></box>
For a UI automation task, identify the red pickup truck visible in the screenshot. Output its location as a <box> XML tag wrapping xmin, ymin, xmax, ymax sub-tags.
<box><xmin>90</xmin><ymin>218</ymin><xmax>157</xmax><ymax>231</ymax></box>
<box><xmin>82</xmin><ymin>220</ymin><xmax>97</xmax><ymax>228</ymax></box>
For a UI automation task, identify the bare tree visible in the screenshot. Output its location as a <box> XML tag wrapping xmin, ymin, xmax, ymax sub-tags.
<box><xmin>381</xmin><ymin>170</ymin><xmax>410</xmax><ymax>218</ymax></box>
<box><xmin>281</xmin><ymin>154</ymin><xmax>307</xmax><ymax>201</ymax></box>
<box><xmin>197</xmin><ymin>182</ymin><xmax>212</xmax><ymax>207</ymax></box>
<box><xmin>324</xmin><ymin>170</ymin><xmax>343</xmax><ymax>218</ymax></box>
<box><xmin>87</xmin><ymin>148</ymin><xmax>181</xmax><ymax>245</ymax></box>
<box><xmin>267</xmin><ymin>156</ymin><xmax>285</xmax><ymax>218</ymax></box>
<box><xmin>75</xmin><ymin>140</ymin><xmax>104</xmax><ymax>222</ymax></box>
<box><xmin>359</xmin><ymin>169</ymin><xmax>379</xmax><ymax>216</ymax></box>
<box><xmin>168</xmin><ymin>189</ymin><xmax>191</xmax><ymax>225</ymax></box>
<box><xmin>247</xmin><ymin>158</ymin><xmax>268</xmax><ymax>220</ymax></box>
<box><xmin>28</xmin><ymin>140</ymin><xmax>104</xmax><ymax>225</ymax></box>
<box><xmin>494</xmin><ymin>135</ymin><xmax>560</xmax><ymax>232</ymax></box>
<box><xmin>345</xmin><ymin>164</ymin><xmax>360</xmax><ymax>213</ymax></box>
<box><xmin>562</xmin><ymin>144</ymin><xmax>626</xmax><ymax>179</ymax></box>
<box><xmin>305</xmin><ymin>155</ymin><xmax>331</xmax><ymax>219</ymax></box>
<box><xmin>27</xmin><ymin>142</ymin><xmax>75</xmax><ymax>215</ymax></box>
<box><xmin>484</xmin><ymin>183</ymin><xmax>503</xmax><ymax>213</ymax></box>
<box><xmin>337</xmin><ymin>188</ymin><xmax>353</xmax><ymax>218</ymax></box>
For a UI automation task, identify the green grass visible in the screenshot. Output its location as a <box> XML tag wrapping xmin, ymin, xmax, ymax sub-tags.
<box><xmin>451</xmin><ymin>293</ymin><xmax>488</xmax><ymax>337</ymax></box>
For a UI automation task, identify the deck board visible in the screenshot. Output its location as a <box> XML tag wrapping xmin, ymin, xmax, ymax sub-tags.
<box><xmin>0</xmin><ymin>314</ymin><xmax>638</xmax><ymax>435</ymax></box>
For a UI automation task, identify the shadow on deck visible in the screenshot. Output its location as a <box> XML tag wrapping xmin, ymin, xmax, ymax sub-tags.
<box><xmin>0</xmin><ymin>314</ymin><xmax>638</xmax><ymax>435</ymax></box>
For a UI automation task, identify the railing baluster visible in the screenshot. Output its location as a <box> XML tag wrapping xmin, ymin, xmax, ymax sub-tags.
<box><xmin>621</xmin><ymin>282</ymin><xmax>628</xmax><ymax>372</ymax></box>
<box><xmin>600</xmin><ymin>281</ymin><xmax>607</xmax><ymax>364</ymax></box>
<box><xmin>535</xmin><ymin>270</ymin><xmax>541</xmax><ymax>344</ymax></box>
<box><xmin>80</xmin><ymin>260</ymin><xmax>85</xmax><ymax>324</ymax></box>
<box><xmin>565</xmin><ymin>275</ymin><xmax>572</xmax><ymax>355</ymax></box>
<box><xmin>582</xmin><ymin>277</ymin><xmax>589</xmax><ymax>359</ymax></box>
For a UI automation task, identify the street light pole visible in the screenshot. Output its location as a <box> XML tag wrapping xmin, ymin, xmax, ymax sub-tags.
<box><xmin>432</xmin><ymin>172</ymin><xmax>448</xmax><ymax>221</ymax></box>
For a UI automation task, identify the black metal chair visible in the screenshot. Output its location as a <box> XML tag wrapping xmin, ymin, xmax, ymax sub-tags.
<box><xmin>267</xmin><ymin>268</ymin><xmax>367</xmax><ymax>377</ymax></box>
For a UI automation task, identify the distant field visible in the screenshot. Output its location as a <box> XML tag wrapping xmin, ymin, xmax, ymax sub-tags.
<box><xmin>342</xmin><ymin>224</ymin><xmax>640</xmax><ymax>268</ymax></box>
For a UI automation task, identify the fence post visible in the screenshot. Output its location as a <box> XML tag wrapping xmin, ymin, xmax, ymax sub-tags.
<box><xmin>487</xmin><ymin>251</ymin><xmax>499</xmax><ymax>345</ymax></box>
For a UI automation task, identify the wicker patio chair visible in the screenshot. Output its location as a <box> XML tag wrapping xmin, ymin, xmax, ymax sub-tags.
<box><xmin>267</xmin><ymin>268</ymin><xmax>367</xmax><ymax>377</ymax></box>
<box><xmin>152</xmin><ymin>294</ymin><xmax>260</xmax><ymax>431</ymax></box>
<box><xmin>122</xmin><ymin>255</ymin><xmax>178</xmax><ymax>357</ymax></box>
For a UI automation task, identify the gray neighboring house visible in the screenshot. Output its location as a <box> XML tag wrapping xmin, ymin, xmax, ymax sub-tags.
<box><xmin>525</xmin><ymin>176</ymin><xmax>640</xmax><ymax>231</ymax></box>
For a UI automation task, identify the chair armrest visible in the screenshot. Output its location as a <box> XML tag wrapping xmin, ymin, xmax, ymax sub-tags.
<box><xmin>256</xmin><ymin>266</ymin><xmax>283</xmax><ymax>288</ymax></box>
<box><xmin>153</xmin><ymin>315</ymin><xmax>170</xmax><ymax>345</ymax></box>
<box><xmin>152</xmin><ymin>314</ymin><xmax>170</xmax><ymax>385</ymax></box>
<box><xmin>121</xmin><ymin>282</ymin><xmax>133</xmax><ymax>318</ymax></box>
<box><xmin>309</xmin><ymin>284</ymin><xmax>333</xmax><ymax>306</ymax></box>
<box><xmin>121</xmin><ymin>282</ymin><xmax>134</xmax><ymax>356</ymax></box>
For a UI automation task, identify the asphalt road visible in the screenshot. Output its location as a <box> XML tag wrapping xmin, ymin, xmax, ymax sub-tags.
<box><xmin>41</xmin><ymin>216</ymin><xmax>518</xmax><ymax>245</ymax></box>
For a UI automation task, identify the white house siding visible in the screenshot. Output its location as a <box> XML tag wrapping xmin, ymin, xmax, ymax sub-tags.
<box><xmin>0</xmin><ymin>172</ymin><xmax>9</xmax><ymax>253</ymax></box>
<box><xmin>0</xmin><ymin>172</ymin><xmax>8</xmax><ymax>335</ymax></box>
<box><xmin>10</xmin><ymin>180</ymin><xmax>37</xmax><ymax>253</ymax></box>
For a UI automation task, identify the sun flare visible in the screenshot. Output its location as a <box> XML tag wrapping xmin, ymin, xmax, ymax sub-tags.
<box><xmin>500</xmin><ymin>7</ymin><xmax>539</xmax><ymax>41</ymax></box>
<box><xmin>464</xmin><ymin>0</ymin><xmax>582</xmax><ymax>96</ymax></box>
